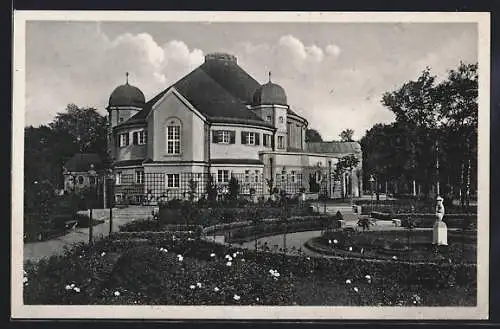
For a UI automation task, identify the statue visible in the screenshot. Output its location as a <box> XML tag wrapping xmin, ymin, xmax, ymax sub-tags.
<box><xmin>432</xmin><ymin>196</ymin><xmax>448</xmax><ymax>245</ymax></box>
<box><xmin>435</xmin><ymin>196</ymin><xmax>445</xmax><ymax>222</ymax></box>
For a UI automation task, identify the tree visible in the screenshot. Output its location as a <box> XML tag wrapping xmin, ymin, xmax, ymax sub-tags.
<box><xmin>206</xmin><ymin>174</ymin><xmax>217</xmax><ymax>203</ymax></box>
<box><xmin>305</xmin><ymin>129</ymin><xmax>323</xmax><ymax>143</ymax></box>
<box><xmin>377</xmin><ymin>62</ymin><xmax>478</xmax><ymax>203</ymax></box>
<box><xmin>228</xmin><ymin>176</ymin><xmax>240</xmax><ymax>201</ymax></box>
<box><xmin>339</xmin><ymin>129</ymin><xmax>355</xmax><ymax>142</ymax></box>
<box><xmin>337</xmin><ymin>154</ymin><xmax>360</xmax><ymax>203</ymax></box>
<box><xmin>49</xmin><ymin>104</ymin><xmax>108</xmax><ymax>160</ymax></box>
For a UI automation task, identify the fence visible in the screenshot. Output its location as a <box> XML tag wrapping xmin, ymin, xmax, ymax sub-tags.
<box><xmin>113</xmin><ymin>166</ymin><xmax>348</xmax><ymax>206</ymax></box>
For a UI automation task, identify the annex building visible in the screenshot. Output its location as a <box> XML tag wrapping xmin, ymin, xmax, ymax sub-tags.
<box><xmin>107</xmin><ymin>52</ymin><xmax>362</xmax><ymax>204</ymax></box>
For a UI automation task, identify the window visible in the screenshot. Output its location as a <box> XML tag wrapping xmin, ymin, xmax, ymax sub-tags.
<box><xmin>115</xmin><ymin>172</ymin><xmax>122</xmax><ymax>185</ymax></box>
<box><xmin>119</xmin><ymin>118</ymin><xmax>124</xmax><ymax>122</ymax></box>
<box><xmin>119</xmin><ymin>133</ymin><xmax>129</xmax><ymax>147</ymax></box>
<box><xmin>212</xmin><ymin>130</ymin><xmax>235</xmax><ymax>144</ymax></box>
<box><xmin>279</xmin><ymin>116</ymin><xmax>284</xmax><ymax>124</ymax></box>
<box><xmin>263</xmin><ymin>134</ymin><xmax>272</xmax><ymax>147</ymax></box>
<box><xmin>277</xmin><ymin>136</ymin><xmax>285</xmax><ymax>149</ymax></box>
<box><xmin>266</xmin><ymin>115</ymin><xmax>272</xmax><ymax>122</ymax></box>
<box><xmin>254</xmin><ymin>170</ymin><xmax>259</xmax><ymax>183</ymax></box>
<box><xmin>291</xmin><ymin>171</ymin><xmax>296</xmax><ymax>183</ymax></box>
<box><xmin>217</xmin><ymin>170</ymin><xmax>230</xmax><ymax>183</ymax></box>
<box><xmin>135</xmin><ymin>171</ymin><xmax>144</xmax><ymax>184</ymax></box>
<box><xmin>241</xmin><ymin>132</ymin><xmax>260</xmax><ymax>145</ymax></box>
<box><xmin>89</xmin><ymin>176</ymin><xmax>96</xmax><ymax>185</ymax></box>
<box><xmin>166</xmin><ymin>174</ymin><xmax>180</xmax><ymax>188</ymax></box>
<box><xmin>166</xmin><ymin>124</ymin><xmax>181</xmax><ymax>154</ymax></box>
<box><xmin>78</xmin><ymin>176</ymin><xmax>84</xmax><ymax>185</ymax></box>
<box><xmin>244</xmin><ymin>170</ymin><xmax>250</xmax><ymax>183</ymax></box>
<box><xmin>132</xmin><ymin>130</ymin><xmax>147</xmax><ymax>145</ymax></box>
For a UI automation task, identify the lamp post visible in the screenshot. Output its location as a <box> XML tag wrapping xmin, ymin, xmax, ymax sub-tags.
<box><xmin>107</xmin><ymin>169</ymin><xmax>114</xmax><ymax>235</ymax></box>
<box><xmin>369</xmin><ymin>175</ymin><xmax>375</xmax><ymax>212</ymax></box>
<box><xmin>88</xmin><ymin>164</ymin><xmax>97</xmax><ymax>245</ymax></box>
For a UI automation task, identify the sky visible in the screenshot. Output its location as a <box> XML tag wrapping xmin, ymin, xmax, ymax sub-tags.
<box><xmin>25</xmin><ymin>20</ymin><xmax>477</xmax><ymax>140</ymax></box>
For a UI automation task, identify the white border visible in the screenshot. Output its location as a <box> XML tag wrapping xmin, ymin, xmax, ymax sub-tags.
<box><xmin>12</xmin><ymin>11</ymin><xmax>490</xmax><ymax>320</ymax></box>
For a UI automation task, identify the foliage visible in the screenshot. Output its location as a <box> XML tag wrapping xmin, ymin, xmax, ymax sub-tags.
<box><xmin>339</xmin><ymin>129</ymin><xmax>355</xmax><ymax>142</ymax></box>
<box><xmin>23</xmin><ymin>238</ymin><xmax>476</xmax><ymax>306</ymax></box>
<box><xmin>305</xmin><ymin>128</ymin><xmax>323</xmax><ymax>143</ymax></box>
<box><xmin>158</xmin><ymin>203</ymin><xmax>315</xmax><ymax>227</ymax></box>
<box><xmin>228</xmin><ymin>176</ymin><xmax>240</xmax><ymax>201</ymax></box>
<box><xmin>362</xmin><ymin>62</ymin><xmax>478</xmax><ymax>204</ymax></box>
<box><xmin>206</xmin><ymin>175</ymin><xmax>217</xmax><ymax>203</ymax></box>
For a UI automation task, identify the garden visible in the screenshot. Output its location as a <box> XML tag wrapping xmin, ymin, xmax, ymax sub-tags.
<box><xmin>305</xmin><ymin>230</ymin><xmax>477</xmax><ymax>263</ymax></box>
<box><xmin>24</xmin><ymin>182</ymin><xmax>104</xmax><ymax>243</ymax></box>
<box><xmin>23</xmin><ymin>235</ymin><xmax>476</xmax><ymax>306</ymax></box>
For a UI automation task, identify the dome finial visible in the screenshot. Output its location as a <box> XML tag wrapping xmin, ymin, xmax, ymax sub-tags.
<box><xmin>125</xmin><ymin>72</ymin><xmax>129</xmax><ymax>85</ymax></box>
<box><xmin>268</xmin><ymin>71</ymin><xmax>272</xmax><ymax>83</ymax></box>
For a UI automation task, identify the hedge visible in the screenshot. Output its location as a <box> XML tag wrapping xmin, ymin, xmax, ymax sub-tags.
<box><xmin>158</xmin><ymin>204</ymin><xmax>315</xmax><ymax>226</ymax></box>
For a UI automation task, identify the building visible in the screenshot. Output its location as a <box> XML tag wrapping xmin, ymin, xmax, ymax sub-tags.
<box><xmin>106</xmin><ymin>52</ymin><xmax>362</xmax><ymax>204</ymax></box>
<box><xmin>62</xmin><ymin>153</ymin><xmax>104</xmax><ymax>192</ymax></box>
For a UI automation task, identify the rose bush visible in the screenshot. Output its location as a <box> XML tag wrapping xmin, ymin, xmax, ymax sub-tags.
<box><xmin>23</xmin><ymin>237</ymin><xmax>476</xmax><ymax>306</ymax></box>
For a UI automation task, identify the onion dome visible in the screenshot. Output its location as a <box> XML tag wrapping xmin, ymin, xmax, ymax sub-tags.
<box><xmin>108</xmin><ymin>72</ymin><xmax>145</xmax><ymax>108</ymax></box>
<box><xmin>252</xmin><ymin>72</ymin><xmax>287</xmax><ymax>106</ymax></box>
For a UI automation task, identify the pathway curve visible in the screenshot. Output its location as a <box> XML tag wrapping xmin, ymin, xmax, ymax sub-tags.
<box><xmin>23</xmin><ymin>206</ymin><xmax>154</xmax><ymax>263</ymax></box>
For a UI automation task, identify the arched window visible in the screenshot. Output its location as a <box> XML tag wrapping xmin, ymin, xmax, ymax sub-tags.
<box><xmin>165</xmin><ymin>118</ymin><xmax>181</xmax><ymax>155</ymax></box>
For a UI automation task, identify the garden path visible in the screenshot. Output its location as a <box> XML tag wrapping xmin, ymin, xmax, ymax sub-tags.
<box><xmin>23</xmin><ymin>206</ymin><xmax>155</xmax><ymax>263</ymax></box>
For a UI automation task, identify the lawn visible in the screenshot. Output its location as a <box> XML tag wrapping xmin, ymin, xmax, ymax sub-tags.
<box><xmin>23</xmin><ymin>237</ymin><xmax>476</xmax><ymax>306</ymax></box>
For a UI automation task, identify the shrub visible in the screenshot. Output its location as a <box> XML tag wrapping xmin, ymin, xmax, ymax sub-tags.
<box><xmin>119</xmin><ymin>220</ymin><xmax>162</xmax><ymax>232</ymax></box>
<box><xmin>23</xmin><ymin>237</ymin><xmax>477</xmax><ymax>306</ymax></box>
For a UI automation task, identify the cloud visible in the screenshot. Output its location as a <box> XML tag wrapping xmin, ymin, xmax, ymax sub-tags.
<box><xmin>25</xmin><ymin>22</ymin><xmax>203</xmax><ymax>126</ymax></box>
<box><xmin>25</xmin><ymin>24</ymin><xmax>476</xmax><ymax>141</ymax></box>
<box><xmin>326</xmin><ymin>44</ymin><xmax>341</xmax><ymax>57</ymax></box>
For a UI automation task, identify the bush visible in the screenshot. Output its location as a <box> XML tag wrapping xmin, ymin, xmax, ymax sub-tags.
<box><xmin>23</xmin><ymin>238</ymin><xmax>477</xmax><ymax>306</ymax></box>
<box><xmin>119</xmin><ymin>220</ymin><xmax>162</xmax><ymax>232</ymax></box>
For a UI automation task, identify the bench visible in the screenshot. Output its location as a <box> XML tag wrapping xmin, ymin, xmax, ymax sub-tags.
<box><xmin>65</xmin><ymin>220</ymin><xmax>78</xmax><ymax>230</ymax></box>
<box><xmin>392</xmin><ymin>219</ymin><xmax>402</xmax><ymax>227</ymax></box>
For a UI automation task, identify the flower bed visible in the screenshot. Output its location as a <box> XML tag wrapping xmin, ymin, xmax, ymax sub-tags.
<box><xmin>23</xmin><ymin>237</ymin><xmax>476</xmax><ymax>306</ymax></box>
<box><xmin>306</xmin><ymin>230</ymin><xmax>477</xmax><ymax>264</ymax></box>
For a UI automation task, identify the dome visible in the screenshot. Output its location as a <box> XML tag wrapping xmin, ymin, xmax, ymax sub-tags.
<box><xmin>252</xmin><ymin>81</ymin><xmax>287</xmax><ymax>106</ymax></box>
<box><xmin>108</xmin><ymin>79</ymin><xmax>145</xmax><ymax>108</ymax></box>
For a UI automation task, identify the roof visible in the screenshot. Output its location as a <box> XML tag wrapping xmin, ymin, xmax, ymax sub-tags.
<box><xmin>108</xmin><ymin>83</ymin><xmax>145</xmax><ymax>108</ymax></box>
<box><xmin>252</xmin><ymin>82</ymin><xmax>288</xmax><ymax>106</ymax></box>
<box><xmin>63</xmin><ymin>153</ymin><xmax>103</xmax><ymax>172</ymax></box>
<box><xmin>200</xmin><ymin>54</ymin><xmax>261</xmax><ymax>104</ymax></box>
<box><xmin>306</xmin><ymin>141</ymin><xmax>362</xmax><ymax>155</ymax></box>
<box><xmin>174</xmin><ymin>66</ymin><xmax>271</xmax><ymax>126</ymax></box>
<box><xmin>116</xmin><ymin>54</ymin><xmax>274</xmax><ymax>129</ymax></box>
<box><xmin>115</xmin><ymin>53</ymin><xmax>307</xmax><ymax>129</ymax></box>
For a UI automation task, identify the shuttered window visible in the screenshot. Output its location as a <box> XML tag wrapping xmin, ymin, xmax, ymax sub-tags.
<box><xmin>213</xmin><ymin>130</ymin><xmax>236</xmax><ymax>144</ymax></box>
<box><xmin>241</xmin><ymin>132</ymin><xmax>259</xmax><ymax>146</ymax></box>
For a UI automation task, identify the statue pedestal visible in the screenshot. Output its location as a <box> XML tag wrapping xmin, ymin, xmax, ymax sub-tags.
<box><xmin>432</xmin><ymin>221</ymin><xmax>448</xmax><ymax>245</ymax></box>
